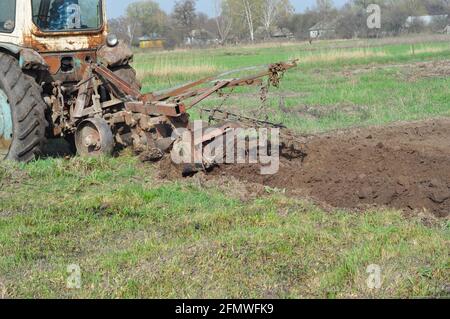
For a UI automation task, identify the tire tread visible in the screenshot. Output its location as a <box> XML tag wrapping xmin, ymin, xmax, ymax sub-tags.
<box><xmin>0</xmin><ymin>53</ymin><xmax>47</xmax><ymax>162</ymax></box>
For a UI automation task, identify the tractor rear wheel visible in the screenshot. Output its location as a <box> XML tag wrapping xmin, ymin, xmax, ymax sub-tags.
<box><xmin>0</xmin><ymin>53</ymin><xmax>47</xmax><ymax>162</ymax></box>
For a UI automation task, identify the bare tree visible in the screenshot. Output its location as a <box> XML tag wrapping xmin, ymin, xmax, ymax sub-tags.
<box><xmin>173</xmin><ymin>0</ymin><xmax>197</xmax><ymax>33</ymax></box>
<box><xmin>127</xmin><ymin>20</ymin><xmax>139</xmax><ymax>45</ymax></box>
<box><xmin>225</xmin><ymin>0</ymin><xmax>262</xmax><ymax>42</ymax></box>
<box><xmin>126</xmin><ymin>0</ymin><xmax>167</xmax><ymax>44</ymax></box>
<box><xmin>315</xmin><ymin>0</ymin><xmax>335</xmax><ymax>21</ymax></box>
<box><xmin>108</xmin><ymin>16</ymin><xmax>137</xmax><ymax>44</ymax></box>
<box><xmin>260</xmin><ymin>0</ymin><xmax>293</xmax><ymax>39</ymax></box>
<box><xmin>214</xmin><ymin>0</ymin><xmax>233</xmax><ymax>44</ymax></box>
<box><xmin>123</xmin><ymin>4</ymin><xmax>141</xmax><ymax>45</ymax></box>
<box><xmin>242</xmin><ymin>0</ymin><xmax>256</xmax><ymax>42</ymax></box>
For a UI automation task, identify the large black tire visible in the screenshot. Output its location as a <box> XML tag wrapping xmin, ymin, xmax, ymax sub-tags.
<box><xmin>0</xmin><ymin>53</ymin><xmax>47</xmax><ymax>162</ymax></box>
<box><xmin>110</xmin><ymin>65</ymin><xmax>142</xmax><ymax>98</ymax></box>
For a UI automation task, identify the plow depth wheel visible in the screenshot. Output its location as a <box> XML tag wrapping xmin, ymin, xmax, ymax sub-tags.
<box><xmin>75</xmin><ymin>118</ymin><xmax>114</xmax><ymax>157</ymax></box>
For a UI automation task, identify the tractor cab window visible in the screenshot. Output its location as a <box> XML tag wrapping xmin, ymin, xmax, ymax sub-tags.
<box><xmin>32</xmin><ymin>0</ymin><xmax>102</xmax><ymax>32</ymax></box>
<box><xmin>0</xmin><ymin>0</ymin><xmax>16</xmax><ymax>33</ymax></box>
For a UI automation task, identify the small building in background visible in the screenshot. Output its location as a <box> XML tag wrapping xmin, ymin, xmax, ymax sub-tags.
<box><xmin>404</xmin><ymin>15</ymin><xmax>450</xmax><ymax>33</ymax></box>
<box><xmin>185</xmin><ymin>29</ymin><xmax>218</xmax><ymax>47</ymax></box>
<box><xmin>255</xmin><ymin>26</ymin><xmax>295</xmax><ymax>40</ymax></box>
<box><xmin>443</xmin><ymin>25</ymin><xmax>450</xmax><ymax>34</ymax></box>
<box><xmin>271</xmin><ymin>27</ymin><xmax>295</xmax><ymax>40</ymax></box>
<box><xmin>405</xmin><ymin>15</ymin><xmax>448</xmax><ymax>27</ymax></box>
<box><xmin>309</xmin><ymin>21</ymin><xmax>337</xmax><ymax>39</ymax></box>
<box><xmin>139</xmin><ymin>34</ymin><xmax>166</xmax><ymax>50</ymax></box>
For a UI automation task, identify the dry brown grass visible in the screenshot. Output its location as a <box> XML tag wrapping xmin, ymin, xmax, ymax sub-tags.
<box><xmin>134</xmin><ymin>53</ymin><xmax>219</xmax><ymax>82</ymax></box>
<box><xmin>412</xmin><ymin>46</ymin><xmax>449</xmax><ymax>54</ymax></box>
<box><xmin>137</xmin><ymin>64</ymin><xmax>218</xmax><ymax>81</ymax></box>
<box><xmin>300</xmin><ymin>49</ymin><xmax>388</xmax><ymax>63</ymax></box>
<box><xmin>236</xmin><ymin>41</ymin><xmax>306</xmax><ymax>49</ymax></box>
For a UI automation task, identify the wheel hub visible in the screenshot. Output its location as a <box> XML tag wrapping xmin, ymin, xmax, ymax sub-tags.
<box><xmin>0</xmin><ymin>89</ymin><xmax>13</xmax><ymax>158</ymax></box>
<box><xmin>75</xmin><ymin>118</ymin><xmax>114</xmax><ymax>157</ymax></box>
<box><xmin>84</xmin><ymin>134</ymin><xmax>100</xmax><ymax>150</ymax></box>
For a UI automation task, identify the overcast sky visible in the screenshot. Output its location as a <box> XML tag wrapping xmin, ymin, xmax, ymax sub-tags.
<box><xmin>106</xmin><ymin>0</ymin><xmax>349</xmax><ymax>18</ymax></box>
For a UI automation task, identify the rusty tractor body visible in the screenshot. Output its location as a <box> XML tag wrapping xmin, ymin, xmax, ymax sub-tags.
<box><xmin>0</xmin><ymin>0</ymin><xmax>297</xmax><ymax>171</ymax></box>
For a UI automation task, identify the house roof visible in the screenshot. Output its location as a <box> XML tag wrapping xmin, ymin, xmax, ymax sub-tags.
<box><xmin>139</xmin><ymin>33</ymin><xmax>164</xmax><ymax>41</ymax></box>
<box><xmin>309</xmin><ymin>20</ymin><xmax>337</xmax><ymax>31</ymax></box>
<box><xmin>189</xmin><ymin>29</ymin><xmax>215</xmax><ymax>39</ymax></box>
<box><xmin>405</xmin><ymin>15</ymin><xmax>448</xmax><ymax>26</ymax></box>
<box><xmin>271</xmin><ymin>27</ymin><xmax>294</xmax><ymax>38</ymax></box>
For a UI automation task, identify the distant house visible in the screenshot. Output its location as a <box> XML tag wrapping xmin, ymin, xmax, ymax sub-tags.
<box><xmin>405</xmin><ymin>15</ymin><xmax>448</xmax><ymax>28</ymax></box>
<box><xmin>270</xmin><ymin>27</ymin><xmax>295</xmax><ymax>40</ymax></box>
<box><xmin>139</xmin><ymin>34</ymin><xmax>166</xmax><ymax>50</ymax></box>
<box><xmin>185</xmin><ymin>29</ymin><xmax>218</xmax><ymax>47</ymax></box>
<box><xmin>443</xmin><ymin>25</ymin><xmax>450</xmax><ymax>34</ymax></box>
<box><xmin>309</xmin><ymin>21</ymin><xmax>337</xmax><ymax>39</ymax></box>
<box><xmin>255</xmin><ymin>26</ymin><xmax>295</xmax><ymax>40</ymax></box>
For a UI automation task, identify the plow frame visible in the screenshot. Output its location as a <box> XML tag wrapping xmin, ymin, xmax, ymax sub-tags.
<box><xmin>70</xmin><ymin>59</ymin><xmax>298</xmax><ymax>162</ymax></box>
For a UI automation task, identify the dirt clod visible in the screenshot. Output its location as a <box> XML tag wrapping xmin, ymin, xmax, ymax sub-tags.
<box><xmin>207</xmin><ymin>118</ymin><xmax>450</xmax><ymax>217</ymax></box>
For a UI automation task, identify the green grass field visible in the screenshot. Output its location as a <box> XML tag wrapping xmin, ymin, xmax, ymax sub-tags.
<box><xmin>135</xmin><ymin>34</ymin><xmax>450</xmax><ymax>133</ymax></box>
<box><xmin>0</xmin><ymin>36</ymin><xmax>449</xmax><ymax>298</ymax></box>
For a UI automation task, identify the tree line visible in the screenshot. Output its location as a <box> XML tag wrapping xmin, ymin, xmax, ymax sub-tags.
<box><xmin>108</xmin><ymin>0</ymin><xmax>450</xmax><ymax>48</ymax></box>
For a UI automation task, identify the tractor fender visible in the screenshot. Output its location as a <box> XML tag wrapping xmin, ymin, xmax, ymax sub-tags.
<box><xmin>19</xmin><ymin>48</ymin><xmax>48</xmax><ymax>71</ymax></box>
<box><xmin>0</xmin><ymin>43</ymin><xmax>48</xmax><ymax>71</ymax></box>
<box><xmin>97</xmin><ymin>42</ymin><xmax>133</xmax><ymax>68</ymax></box>
<box><xmin>0</xmin><ymin>42</ymin><xmax>21</xmax><ymax>55</ymax></box>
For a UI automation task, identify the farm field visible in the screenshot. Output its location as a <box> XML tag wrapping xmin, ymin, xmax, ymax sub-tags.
<box><xmin>0</xmin><ymin>35</ymin><xmax>449</xmax><ymax>298</ymax></box>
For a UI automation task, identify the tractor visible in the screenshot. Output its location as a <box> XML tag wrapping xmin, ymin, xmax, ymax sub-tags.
<box><xmin>0</xmin><ymin>0</ymin><xmax>297</xmax><ymax>172</ymax></box>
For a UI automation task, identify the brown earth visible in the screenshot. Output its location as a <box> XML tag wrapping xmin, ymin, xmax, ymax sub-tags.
<box><xmin>341</xmin><ymin>60</ymin><xmax>450</xmax><ymax>81</ymax></box>
<box><xmin>204</xmin><ymin>118</ymin><xmax>450</xmax><ymax>217</ymax></box>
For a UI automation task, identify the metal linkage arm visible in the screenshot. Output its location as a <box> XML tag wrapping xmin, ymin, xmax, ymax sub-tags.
<box><xmin>125</xmin><ymin>101</ymin><xmax>186</xmax><ymax>117</ymax></box>
<box><xmin>90</xmin><ymin>60</ymin><xmax>297</xmax><ymax>118</ymax></box>
<box><xmin>152</xmin><ymin>60</ymin><xmax>298</xmax><ymax>105</ymax></box>
<box><xmin>91</xmin><ymin>63</ymin><xmax>145</xmax><ymax>101</ymax></box>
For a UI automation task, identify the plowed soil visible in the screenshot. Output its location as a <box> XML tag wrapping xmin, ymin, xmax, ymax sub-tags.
<box><xmin>207</xmin><ymin>118</ymin><xmax>450</xmax><ymax>217</ymax></box>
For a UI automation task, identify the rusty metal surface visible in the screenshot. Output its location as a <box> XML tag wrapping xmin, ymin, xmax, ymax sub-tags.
<box><xmin>157</xmin><ymin>60</ymin><xmax>297</xmax><ymax>105</ymax></box>
<box><xmin>151</xmin><ymin>75</ymin><xmax>217</xmax><ymax>102</ymax></box>
<box><xmin>42</xmin><ymin>51</ymin><xmax>97</xmax><ymax>83</ymax></box>
<box><xmin>200</xmin><ymin>109</ymin><xmax>307</xmax><ymax>155</ymax></box>
<box><xmin>19</xmin><ymin>48</ymin><xmax>48</xmax><ymax>70</ymax></box>
<box><xmin>187</xmin><ymin>81</ymin><xmax>230</xmax><ymax>109</ymax></box>
<box><xmin>73</xmin><ymin>69</ymin><xmax>94</xmax><ymax>120</ymax></box>
<box><xmin>125</xmin><ymin>101</ymin><xmax>186</xmax><ymax>117</ymax></box>
<box><xmin>194</xmin><ymin>122</ymin><xmax>241</xmax><ymax>146</ymax></box>
<box><xmin>92</xmin><ymin>63</ymin><xmax>142</xmax><ymax>99</ymax></box>
<box><xmin>23</xmin><ymin>28</ymin><xmax>106</xmax><ymax>53</ymax></box>
<box><xmin>89</xmin><ymin>59</ymin><xmax>297</xmax><ymax>118</ymax></box>
<box><xmin>75</xmin><ymin>118</ymin><xmax>114</xmax><ymax>156</ymax></box>
<box><xmin>43</xmin><ymin>56</ymin><xmax>297</xmax><ymax>168</ymax></box>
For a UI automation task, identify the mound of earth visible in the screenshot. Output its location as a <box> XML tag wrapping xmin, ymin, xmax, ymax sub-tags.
<box><xmin>208</xmin><ymin>118</ymin><xmax>450</xmax><ymax>217</ymax></box>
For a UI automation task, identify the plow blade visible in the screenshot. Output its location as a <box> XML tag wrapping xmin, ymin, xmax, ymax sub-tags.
<box><xmin>171</xmin><ymin>122</ymin><xmax>242</xmax><ymax>175</ymax></box>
